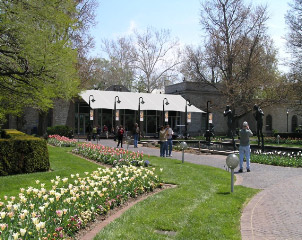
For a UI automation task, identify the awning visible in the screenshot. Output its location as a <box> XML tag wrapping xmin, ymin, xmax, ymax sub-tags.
<box><xmin>80</xmin><ymin>90</ymin><xmax>204</xmax><ymax>113</ymax></box>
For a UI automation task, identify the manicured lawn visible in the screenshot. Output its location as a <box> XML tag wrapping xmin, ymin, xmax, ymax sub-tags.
<box><xmin>95</xmin><ymin>156</ymin><xmax>258</xmax><ymax>240</ymax></box>
<box><xmin>0</xmin><ymin>145</ymin><xmax>100</xmax><ymax>199</ymax></box>
<box><xmin>0</xmin><ymin>145</ymin><xmax>258</xmax><ymax>239</ymax></box>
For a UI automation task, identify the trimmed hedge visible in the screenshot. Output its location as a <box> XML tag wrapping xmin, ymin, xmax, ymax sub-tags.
<box><xmin>46</xmin><ymin>125</ymin><xmax>73</xmax><ymax>138</ymax></box>
<box><xmin>0</xmin><ymin>129</ymin><xmax>50</xmax><ymax>176</ymax></box>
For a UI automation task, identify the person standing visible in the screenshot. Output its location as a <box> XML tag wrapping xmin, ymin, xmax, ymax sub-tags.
<box><xmin>117</xmin><ymin>125</ymin><xmax>124</xmax><ymax>148</ymax></box>
<box><xmin>86</xmin><ymin>124</ymin><xmax>92</xmax><ymax>141</ymax></box>
<box><xmin>238</xmin><ymin>121</ymin><xmax>253</xmax><ymax>173</ymax></box>
<box><xmin>132</xmin><ymin>123</ymin><xmax>139</xmax><ymax>148</ymax></box>
<box><xmin>103</xmin><ymin>125</ymin><xmax>108</xmax><ymax>139</ymax></box>
<box><xmin>92</xmin><ymin>126</ymin><xmax>97</xmax><ymax>141</ymax></box>
<box><xmin>159</xmin><ymin>126</ymin><xmax>167</xmax><ymax>157</ymax></box>
<box><xmin>166</xmin><ymin>125</ymin><xmax>173</xmax><ymax>157</ymax></box>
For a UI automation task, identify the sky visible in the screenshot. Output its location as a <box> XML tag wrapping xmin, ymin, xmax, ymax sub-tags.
<box><xmin>89</xmin><ymin>0</ymin><xmax>291</xmax><ymax>72</ymax></box>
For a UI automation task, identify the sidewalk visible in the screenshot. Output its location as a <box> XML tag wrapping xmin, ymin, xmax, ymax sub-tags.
<box><xmin>82</xmin><ymin>139</ymin><xmax>302</xmax><ymax>239</ymax></box>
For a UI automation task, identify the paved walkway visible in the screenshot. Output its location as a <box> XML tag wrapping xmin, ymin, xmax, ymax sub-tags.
<box><xmin>81</xmin><ymin>139</ymin><xmax>302</xmax><ymax>239</ymax></box>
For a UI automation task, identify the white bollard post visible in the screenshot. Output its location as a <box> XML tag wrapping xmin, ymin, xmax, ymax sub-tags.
<box><xmin>226</xmin><ymin>154</ymin><xmax>239</xmax><ymax>193</ymax></box>
<box><xmin>180</xmin><ymin>142</ymin><xmax>188</xmax><ymax>164</ymax></box>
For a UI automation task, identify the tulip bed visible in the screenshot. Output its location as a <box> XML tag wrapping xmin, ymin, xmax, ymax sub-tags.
<box><xmin>0</xmin><ymin>165</ymin><xmax>161</xmax><ymax>239</ymax></box>
<box><xmin>263</xmin><ymin>137</ymin><xmax>302</xmax><ymax>145</ymax></box>
<box><xmin>73</xmin><ymin>143</ymin><xmax>150</xmax><ymax>167</ymax></box>
<box><xmin>48</xmin><ymin>135</ymin><xmax>77</xmax><ymax>147</ymax></box>
<box><xmin>252</xmin><ymin>150</ymin><xmax>302</xmax><ymax>167</ymax></box>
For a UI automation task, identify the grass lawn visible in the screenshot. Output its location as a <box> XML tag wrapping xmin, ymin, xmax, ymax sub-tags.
<box><xmin>0</xmin><ymin>145</ymin><xmax>100</xmax><ymax>199</ymax></box>
<box><xmin>95</xmin><ymin>156</ymin><xmax>258</xmax><ymax>240</ymax></box>
<box><xmin>0</xmin><ymin>145</ymin><xmax>258</xmax><ymax>239</ymax></box>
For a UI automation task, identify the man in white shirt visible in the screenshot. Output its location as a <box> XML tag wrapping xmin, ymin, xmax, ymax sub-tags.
<box><xmin>166</xmin><ymin>125</ymin><xmax>173</xmax><ymax>157</ymax></box>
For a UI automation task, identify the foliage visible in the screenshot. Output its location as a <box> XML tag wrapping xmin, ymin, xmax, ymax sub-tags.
<box><xmin>0</xmin><ymin>130</ymin><xmax>49</xmax><ymax>176</ymax></box>
<box><xmin>0</xmin><ymin>0</ymin><xmax>81</xmax><ymax>123</ymax></box>
<box><xmin>252</xmin><ymin>150</ymin><xmax>302</xmax><ymax>167</ymax></box>
<box><xmin>73</xmin><ymin>143</ymin><xmax>150</xmax><ymax>167</ymax></box>
<box><xmin>0</xmin><ymin>165</ymin><xmax>161</xmax><ymax>239</ymax></box>
<box><xmin>48</xmin><ymin>135</ymin><xmax>77</xmax><ymax>147</ymax></box>
<box><xmin>46</xmin><ymin>126</ymin><xmax>74</xmax><ymax>139</ymax></box>
<box><xmin>264</xmin><ymin>136</ymin><xmax>302</xmax><ymax>145</ymax></box>
<box><xmin>0</xmin><ymin>146</ymin><xmax>101</xmax><ymax>199</ymax></box>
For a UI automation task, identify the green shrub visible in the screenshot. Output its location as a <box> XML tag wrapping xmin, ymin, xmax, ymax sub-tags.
<box><xmin>46</xmin><ymin>125</ymin><xmax>73</xmax><ymax>138</ymax></box>
<box><xmin>0</xmin><ymin>129</ymin><xmax>49</xmax><ymax>176</ymax></box>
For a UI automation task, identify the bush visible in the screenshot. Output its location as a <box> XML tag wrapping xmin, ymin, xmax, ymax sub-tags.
<box><xmin>0</xmin><ymin>129</ymin><xmax>50</xmax><ymax>176</ymax></box>
<box><xmin>273</xmin><ymin>132</ymin><xmax>302</xmax><ymax>139</ymax></box>
<box><xmin>47</xmin><ymin>125</ymin><xmax>74</xmax><ymax>138</ymax></box>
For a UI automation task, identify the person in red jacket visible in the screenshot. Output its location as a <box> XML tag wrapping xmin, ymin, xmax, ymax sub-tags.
<box><xmin>103</xmin><ymin>125</ymin><xmax>108</xmax><ymax>139</ymax></box>
<box><xmin>117</xmin><ymin>125</ymin><xmax>124</xmax><ymax>148</ymax></box>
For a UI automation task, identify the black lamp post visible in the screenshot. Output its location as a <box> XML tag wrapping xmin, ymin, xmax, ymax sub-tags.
<box><xmin>162</xmin><ymin>98</ymin><xmax>169</xmax><ymax>126</ymax></box>
<box><xmin>138</xmin><ymin>97</ymin><xmax>145</xmax><ymax>141</ymax></box>
<box><xmin>138</xmin><ymin>97</ymin><xmax>145</xmax><ymax>122</ymax></box>
<box><xmin>88</xmin><ymin>95</ymin><xmax>95</xmax><ymax>138</ymax></box>
<box><xmin>114</xmin><ymin>96</ymin><xmax>121</xmax><ymax>132</ymax></box>
<box><xmin>206</xmin><ymin>100</ymin><xmax>211</xmax><ymax>131</ymax></box>
<box><xmin>287</xmin><ymin>109</ymin><xmax>289</xmax><ymax>132</ymax></box>
<box><xmin>185</xmin><ymin>100</ymin><xmax>192</xmax><ymax>140</ymax></box>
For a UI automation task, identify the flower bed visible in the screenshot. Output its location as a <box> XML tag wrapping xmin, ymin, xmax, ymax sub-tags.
<box><xmin>73</xmin><ymin>143</ymin><xmax>150</xmax><ymax>167</ymax></box>
<box><xmin>0</xmin><ymin>166</ymin><xmax>161</xmax><ymax>239</ymax></box>
<box><xmin>252</xmin><ymin>150</ymin><xmax>302</xmax><ymax>167</ymax></box>
<box><xmin>263</xmin><ymin>137</ymin><xmax>302</xmax><ymax>145</ymax></box>
<box><xmin>48</xmin><ymin>135</ymin><xmax>77</xmax><ymax>147</ymax></box>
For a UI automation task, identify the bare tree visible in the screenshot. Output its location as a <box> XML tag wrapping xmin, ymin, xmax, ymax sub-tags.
<box><xmin>133</xmin><ymin>27</ymin><xmax>181</xmax><ymax>92</ymax></box>
<box><xmin>285</xmin><ymin>0</ymin><xmax>302</xmax><ymax>114</ymax></box>
<box><xmin>100</xmin><ymin>27</ymin><xmax>181</xmax><ymax>92</ymax></box>
<box><xmin>73</xmin><ymin>0</ymin><xmax>99</xmax><ymax>89</ymax></box>
<box><xmin>101</xmin><ymin>37</ymin><xmax>136</xmax><ymax>90</ymax></box>
<box><xmin>181</xmin><ymin>45</ymin><xmax>219</xmax><ymax>84</ymax></box>
<box><xmin>181</xmin><ymin>0</ymin><xmax>285</xmax><ymax>118</ymax></box>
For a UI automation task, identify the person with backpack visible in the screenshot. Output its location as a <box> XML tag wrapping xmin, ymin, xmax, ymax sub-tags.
<box><xmin>117</xmin><ymin>125</ymin><xmax>124</xmax><ymax>148</ymax></box>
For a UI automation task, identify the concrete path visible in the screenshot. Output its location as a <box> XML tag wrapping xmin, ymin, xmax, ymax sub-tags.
<box><xmin>81</xmin><ymin>139</ymin><xmax>302</xmax><ymax>239</ymax></box>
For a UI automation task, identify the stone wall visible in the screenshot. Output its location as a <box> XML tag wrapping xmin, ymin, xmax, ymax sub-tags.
<box><xmin>21</xmin><ymin>107</ymin><xmax>39</xmax><ymax>134</ymax></box>
<box><xmin>166</xmin><ymin>82</ymin><xmax>228</xmax><ymax>135</ymax></box>
<box><xmin>53</xmin><ymin>99</ymin><xmax>71</xmax><ymax>126</ymax></box>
